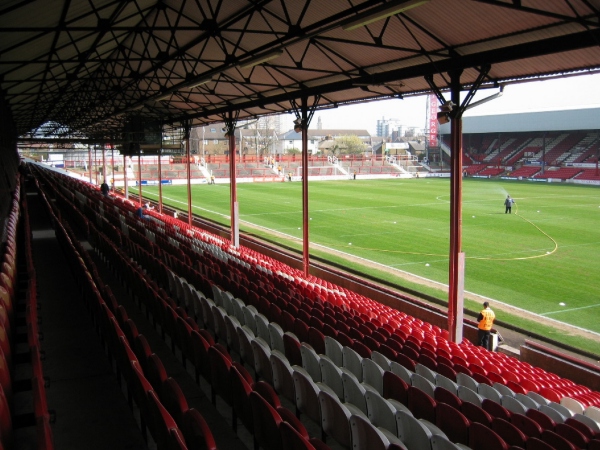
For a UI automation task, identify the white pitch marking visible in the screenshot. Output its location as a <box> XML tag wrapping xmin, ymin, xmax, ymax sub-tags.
<box><xmin>541</xmin><ymin>303</ymin><xmax>600</xmax><ymax>316</ymax></box>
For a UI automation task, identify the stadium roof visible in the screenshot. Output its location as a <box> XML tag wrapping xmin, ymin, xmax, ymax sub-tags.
<box><xmin>1</xmin><ymin>0</ymin><xmax>600</xmax><ymax>142</ymax></box>
<box><xmin>440</xmin><ymin>107</ymin><xmax>600</xmax><ymax>134</ymax></box>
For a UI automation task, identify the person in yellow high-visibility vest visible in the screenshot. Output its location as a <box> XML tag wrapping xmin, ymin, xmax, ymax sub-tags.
<box><xmin>477</xmin><ymin>301</ymin><xmax>495</xmax><ymax>349</ymax></box>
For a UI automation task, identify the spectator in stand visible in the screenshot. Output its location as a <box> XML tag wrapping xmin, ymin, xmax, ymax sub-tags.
<box><xmin>136</xmin><ymin>204</ymin><xmax>147</xmax><ymax>219</ymax></box>
<box><xmin>477</xmin><ymin>301</ymin><xmax>495</xmax><ymax>349</ymax></box>
<box><xmin>100</xmin><ymin>180</ymin><xmax>109</xmax><ymax>196</ymax></box>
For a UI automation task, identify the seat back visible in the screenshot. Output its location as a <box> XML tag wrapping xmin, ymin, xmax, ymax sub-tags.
<box><xmin>250</xmin><ymin>391</ymin><xmax>284</xmax><ymax>450</ymax></box>
<box><xmin>396</xmin><ymin>409</ymin><xmax>433</xmax><ymax>450</ymax></box>
<box><xmin>511</xmin><ymin>413</ymin><xmax>543</xmax><ymax>439</ymax></box>
<box><xmin>362</xmin><ymin>358</ymin><xmax>384</xmax><ymax>395</ymax></box>
<box><xmin>349</xmin><ymin>414</ymin><xmax>390</xmax><ymax>450</ymax></box>
<box><xmin>268</xmin><ymin>322</ymin><xmax>285</xmax><ymax>354</ymax></box>
<box><xmin>181</xmin><ymin>408</ymin><xmax>217</xmax><ymax>450</ymax></box>
<box><xmin>318</xmin><ymin>390</ymin><xmax>352</xmax><ymax>448</ymax></box>
<box><xmin>270</xmin><ymin>350</ymin><xmax>296</xmax><ymax>403</ymax></box>
<box><xmin>319</xmin><ymin>355</ymin><xmax>345</xmax><ymax>400</ymax></box>
<box><xmin>160</xmin><ymin>377</ymin><xmax>189</xmax><ymax>426</ymax></box>
<box><xmin>469</xmin><ymin>421</ymin><xmax>509</xmax><ymax>450</ymax></box>
<box><xmin>341</xmin><ymin>371</ymin><xmax>368</xmax><ymax>415</ymax></box>
<box><xmin>284</xmin><ymin>332</ymin><xmax>302</xmax><ymax>367</ymax></box>
<box><xmin>252</xmin><ymin>337</ymin><xmax>274</xmax><ymax>384</ymax></box>
<box><xmin>292</xmin><ymin>367</ymin><xmax>322</xmax><ymax>424</ymax></box>
<box><xmin>492</xmin><ymin>417</ymin><xmax>527</xmax><ymax>448</ymax></box>
<box><xmin>435</xmin><ymin>401</ymin><xmax>470</xmax><ymax>446</ymax></box>
<box><xmin>383</xmin><ymin>370</ymin><xmax>409</xmax><ymax>406</ymax></box>
<box><xmin>407</xmin><ymin>385</ymin><xmax>436</xmax><ymax>423</ymax></box>
<box><xmin>342</xmin><ymin>346</ymin><xmax>363</xmax><ymax>381</ymax></box>
<box><xmin>482</xmin><ymin>398</ymin><xmax>512</xmax><ymax>421</ymax></box>
<box><xmin>230</xmin><ymin>363</ymin><xmax>254</xmax><ymax>434</ymax></box>
<box><xmin>301</xmin><ymin>343</ymin><xmax>322</xmax><ymax>382</ymax></box>
<box><xmin>365</xmin><ymin>390</ymin><xmax>397</xmax><ymax>434</ymax></box>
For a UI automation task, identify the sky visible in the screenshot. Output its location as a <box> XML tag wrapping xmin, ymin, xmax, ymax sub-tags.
<box><xmin>306</xmin><ymin>72</ymin><xmax>600</xmax><ymax>136</ymax></box>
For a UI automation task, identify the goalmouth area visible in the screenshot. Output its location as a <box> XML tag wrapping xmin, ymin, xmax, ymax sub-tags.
<box><xmin>134</xmin><ymin>177</ymin><xmax>600</xmax><ymax>357</ymax></box>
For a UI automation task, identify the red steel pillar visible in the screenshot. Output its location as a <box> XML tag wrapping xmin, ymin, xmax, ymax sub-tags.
<box><xmin>228</xmin><ymin>116</ymin><xmax>239</xmax><ymax>248</ymax></box>
<box><xmin>186</xmin><ymin>129</ymin><xmax>193</xmax><ymax>226</ymax></box>
<box><xmin>158</xmin><ymin>149</ymin><xmax>163</xmax><ymax>214</ymax></box>
<box><xmin>301</xmin><ymin>97</ymin><xmax>310</xmax><ymax>277</ymax></box>
<box><xmin>447</xmin><ymin>71</ymin><xmax>465</xmax><ymax>343</ymax></box>
<box><xmin>138</xmin><ymin>154</ymin><xmax>143</xmax><ymax>206</ymax></box>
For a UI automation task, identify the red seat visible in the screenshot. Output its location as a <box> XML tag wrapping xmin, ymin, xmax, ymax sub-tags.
<box><xmin>462</xmin><ymin>401</ymin><xmax>493</xmax><ymax>428</ymax></box>
<box><xmin>382</xmin><ymin>370</ymin><xmax>409</xmax><ymax>406</ymax></box>
<box><xmin>402</xmin><ymin>345</ymin><xmax>419</xmax><ymax>361</ymax></box>
<box><xmin>250</xmin><ymin>390</ymin><xmax>284</xmax><ymax>450</ymax></box>
<box><xmin>469</xmin><ymin>421</ymin><xmax>509</xmax><ymax>450</ymax></box>
<box><xmin>540</xmin><ymin>429</ymin><xmax>577</xmax><ymax>450</ymax></box>
<box><xmin>437</xmin><ymin>363</ymin><xmax>457</xmax><ymax>382</ymax></box>
<box><xmin>308</xmin><ymin>327</ymin><xmax>326</xmax><ymax>355</ymax></box>
<box><xmin>492</xmin><ymin>417</ymin><xmax>527</xmax><ymax>448</ymax></box>
<box><xmin>146</xmin><ymin>390</ymin><xmax>180</xmax><ymax>450</ymax></box>
<box><xmin>230</xmin><ymin>362</ymin><xmax>254</xmax><ymax>434</ymax></box>
<box><xmin>408</xmin><ymin>385</ymin><xmax>436</xmax><ymax>423</ymax></box>
<box><xmin>436</xmin><ymin>401</ymin><xmax>470</xmax><ymax>445</ymax></box>
<box><xmin>146</xmin><ymin>353</ymin><xmax>168</xmax><ymax>392</ymax></box>
<box><xmin>253</xmin><ymin>380</ymin><xmax>281</xmax><ymax>409</ymax></box>
<box><xmin>482</xmin><ymin>398</ymin><xmax>512</xmax><ymax>421</ymax></box>
<box><xmin>208</xmin><ymin>344</ymin><xmax>233</xmax><ymax>406</ymax></box>
<box><xmin>294</xmin><ymin>319</ymin><xmax>310</xmax><ymax>343</ymax></box>
<box><xmin>160</xmin><ymin>377</ymin><xmax>189</xmax><ymax>427</ymax></box>
<box><xmin>418</xmin><ymin>354</ymin><xmax>438</xmax><ymax>372</ymax></box>
<box><xmin>190</xmin><ymin>330</ymin><xmax>211</xmax><ymax>384</ymax></box>
<box><xmin>564</xmin><ymin>417</ymin><xmax>596</xmax><ymax>440</ymax></box>
<box><xmin>434</xmin><ymin>386</ymin><xmax>462</xmax><ymax>410</ymax></box>
<box><xmin>352</xmin><ymin>340</ymin><xmax>372</xmax><ymax>358</ymax></box>
<box><xmin>554</xmin><ymin>423</ymin><xmax>588</xmax><ymax>449</ymax></box>
<box><xmin>526</xmin><ymin>408</ymin><xmax>556</xmax><ymax>431</ymax></box>
<box><xmin>511</xmin><ymin>413</ymin><xmax>543</xmax><ymax>440</ymax></box>
<box><xmin>527</xmin><ymin>437</ymin><xmax>559</xmax><ymax>450</ymax></box>
<box><xmin>283</xmin><ymin>333</ymin><xmax>302</xmax><ymax>366</ymax></box>
<box><xmin>394</xmin><ymin>353</ymin><xmax>416</xmax><ymax>372</ymax></box>
<box><xmin>0</xmin><ymin>384</ymin><xmax>12</xmax><ymax>449</ymax></box>
<box><xmin>181</xmin><ymin>408</ymin><xmax>217</xmax><ymax>450</ymax></box>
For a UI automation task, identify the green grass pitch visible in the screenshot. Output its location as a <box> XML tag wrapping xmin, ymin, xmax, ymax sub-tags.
<box><xmin>136</xmin><ymin>178</ymin><xmax>600</xmax><ymax>339</ymax></box>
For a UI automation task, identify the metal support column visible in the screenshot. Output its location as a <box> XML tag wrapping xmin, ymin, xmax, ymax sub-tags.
<box><xmin>184</xmin><ymin>122</ymin><xmax>193</xmax><ymax>226</ymax></box>
<box><xmin>158</xmin><ymin>148</ymin><xmax>163</xmax><ymax>214</ymax></box>
<box><xmin>138</xmin><ymin>153</ymin><xmax>143</xmax><ymax>206</ymax></box>
<box><xmin>224</xmin><ymin>114</ymin><xmax>239</xmax><ymax>247</ymax></box>
<box><xmin>124</xmin><ymin>155</ymin><xmax>129</xmax><ymax>199</ymax></box>
<box><xmin>88</xmin><ymin>145</ymin><xmax>93</xmax><ymax>184</ymax></box>
<box><xmin>301</xmin><ymin>97</ymin><xmax>310</xmax><ymax>276</ymax></box>
<box><xmin>102</xmin><ymin>147</ymin><xmax>106</xmax><ymax>184</ymax></box>
<box><xmin>447</xmin><ymin>70</ymin><xmax>464</xmax><ymax>343</ymax></box>
<box><xmin>111</xmin><ymin>146</ymin><xmax>115</xmax><ymax>191</ymax></box>
<box><xmin>291</xmin><ymin>95</ymin><xmax>320</xmax><ymax>277</ymax></box>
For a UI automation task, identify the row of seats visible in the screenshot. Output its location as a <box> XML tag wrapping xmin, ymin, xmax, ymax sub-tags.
<box><xmin>86</xmin><ymin>201</ymin><xmax>340</xmax><ymax>448</ymax></box>
<box><xmin>37</xmin><ymin>169</ymin><xmax>338</xmax><ymax>449</ymax></box>
<box><xmin>199</xmin><ymin>279</ymin><xmax>600</xmax><ymax>450</ymax></box>
<box><xmin>35</xmin><ymin>175</ymin><xmax>221</xmax><ymax>450</ymax></box>
<box><xmin>32</xmin><ymin>163</ymin><xmax>600</xmax><ymax>450</ymax></box>
<box><xmin>0</xmin><ymin>174</ymin><xmax>54</xmax><ymax>449</ymax></box>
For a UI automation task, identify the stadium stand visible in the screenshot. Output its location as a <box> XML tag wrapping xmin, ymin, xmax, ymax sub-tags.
<box><xmin>1</xmin><ymin>157</ymin><xmax>599</xmax><ymax>449</ymax></box>
<box><xmin>532</xmin><ymin>167</ymin><xmax>583</xmax><ymax>180</ymax></box>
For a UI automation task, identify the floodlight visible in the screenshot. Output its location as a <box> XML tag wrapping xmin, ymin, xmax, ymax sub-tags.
<box><xmin>239</xmin><ymin>50</ymin><xmax>283</xmax><ymax>69</ymax></box>
<box><xmin>180</xmin><ymin>76</ymin><xmax>213</xmax><ymax>90</ymax></box>
<box><xmin>437</xmin><ymin>112</ymin><xmax>450</xmax><ymax>125</ymax></box>
<box><xmin>343</xmin><ymin>0</ymin><xmax>429</xmax><ymax>31</ymax></box>
<box><xmin>293</xmin><ymin>118</ymin><xmax>303</xmax><ymax>133</ymax></box>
